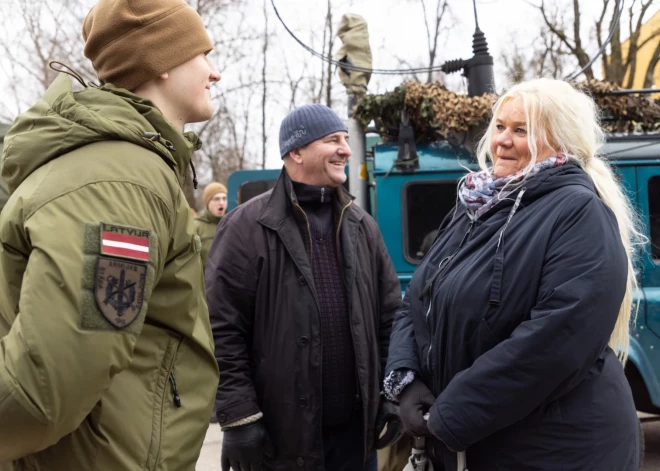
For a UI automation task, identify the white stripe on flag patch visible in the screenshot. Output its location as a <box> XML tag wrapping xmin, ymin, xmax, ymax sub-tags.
<box><xmin>102</xmin><ymin>240</ymin><xmax>150</xmax><ymax>253</ymax></box>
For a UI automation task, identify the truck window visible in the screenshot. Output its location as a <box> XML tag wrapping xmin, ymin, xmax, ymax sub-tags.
<box><xmin>649</xmin><ymin>176</ymin><xmax>660</xmax><ymax>260</ymax></box>
<box><xmin>404</xmin><ymin>180</ymin><xmax>458</xmax><ymax>263</ymax></box>
<box><xmin>238</xmin><ymin>180</ymin><xmax>277</xmax><ymax>205</ymax></box>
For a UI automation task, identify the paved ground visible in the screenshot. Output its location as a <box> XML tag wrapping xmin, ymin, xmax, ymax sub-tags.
<box><xmin>196</xmin><ymin>423</ymin><xmax>222</xmax><ymax>471</ymax></box>
<box><xmin>641</xmin><ymin>413</ymin><xmax>660</xmax><ymax>470</ymax></box>
<box><xmin>196</xmin><ymin>414</ymin><xmax>660</xmax><ymax>470</ymax></box>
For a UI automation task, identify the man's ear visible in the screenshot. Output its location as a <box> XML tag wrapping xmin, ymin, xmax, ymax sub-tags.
<box><xmin>288</xmin><ymin>148</ymin><xmax>304</xmax><ymax>164</ymax></box>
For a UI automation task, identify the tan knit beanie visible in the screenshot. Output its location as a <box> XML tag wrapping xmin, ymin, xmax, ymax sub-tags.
<box><xmin>203</xmin><ymin>182</ymin><xmax>227</xmax><ymax>207</ymax></box>
<box><xmin>82</xmin><ymin>0</ymin><xmax>213</xmax><ymax>91</ymax></box>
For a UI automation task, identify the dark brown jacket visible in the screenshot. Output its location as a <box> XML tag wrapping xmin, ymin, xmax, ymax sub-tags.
<box><xmin>205</xmin><ymin>169</ymin><xmax>400</xmax><ymax>470</ymax></box>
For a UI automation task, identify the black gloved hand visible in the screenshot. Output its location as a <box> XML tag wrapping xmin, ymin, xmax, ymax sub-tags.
<box><xmin>221</xmin><ymin>420</ymin><xmax>269</xmax><ymax>471</ymax></box>
<box><xmin>374</xmin><ymin>399</ymin><xmax>404</xmax><ymax>449</ymax></box>
<box><xmin>398</xmin><ymin>379</ymin><xmax>435</xmax><ymax>437</ymax></box>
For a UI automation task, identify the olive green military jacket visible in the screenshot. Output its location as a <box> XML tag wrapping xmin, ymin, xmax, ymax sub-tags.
<box><xmin>194</xmin><ymin>209</ymin><xmax>221</xmax><ymax>268</ymax></box>
<box><xmin>0</xmin><ymin>74</ymin><xmax>219</xmax><ymax>470</ymax></box>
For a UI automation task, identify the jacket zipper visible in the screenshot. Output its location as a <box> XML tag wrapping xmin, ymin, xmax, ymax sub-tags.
<box><xmin>169</xmin><ymin>372</ymin><xmax>182</xmax><ymax>408</ymax></box>
<box><xmin>295</xmin><ymin>202</ymin><xmax>314</xmax><ymax>261</ymax></box>
<box><xmin>423</xmin><ymin>219</ymin><xmax>474</xmax><ymax>376</ymax></box>
<box><xmin>335</xmin><ymin>200</ymin><xmax>352</xmax><ymax>251</ymax></box>
<box><xmin>167</xmin><ymin>336</ymin><xmax>184</xmax><ymax>408</ymax></box>
<box><xmin>425</xmin><ymin>301</ymin><xmax>434</xmax><ymax>374</ymax></box>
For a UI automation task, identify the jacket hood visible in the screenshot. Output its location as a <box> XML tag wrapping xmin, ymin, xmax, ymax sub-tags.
<box><xmin>1</xmin><ymin>73</ymin><xmax>202</xmax><ymax>193</ymax></box>
<box><xmin>521</xmin><ymin>161</ymin><xmax>595</xmax><ymax>197</ymax></box>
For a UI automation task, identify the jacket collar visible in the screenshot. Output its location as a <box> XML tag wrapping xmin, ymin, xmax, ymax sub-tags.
<box><xmin>257</xmin><ymin>168</ymin><xmax>363</xmax><ymax>301</ymax></box>
<box><xmin>257</xmin><ymin>167</ymin><xmax>359</xmax><ymax>230</ymax></box>
<box><xmin>197</xmin><ymin>208</ymin><xmax>222</xmax><ymax>224</ymax></box>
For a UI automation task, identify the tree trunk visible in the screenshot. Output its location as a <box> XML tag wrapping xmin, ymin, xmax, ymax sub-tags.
<box><xmin>643</xmin><ymin>41</ymin><xmax>660</xmax><ymax>88</ymax></box>
<box><xmin>606</xmin><ymin>4</ymin><xmax>624</xmax><ymax>85</ymax></box>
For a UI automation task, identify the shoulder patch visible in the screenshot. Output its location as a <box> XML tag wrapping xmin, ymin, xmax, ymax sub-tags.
<box><xmin>81</xmin><ymin>222</ymin><xmax>156</xmax><ymax>333</ymax></box>
<box><xmin>100</xmin><ymin>223</ymin><xmax>150</xmax><ymax>262</ymax></box>
<box><xmin>95</xmin><ymin>256</ymin><xmax>146</xmax><ymax>329</ymax></box>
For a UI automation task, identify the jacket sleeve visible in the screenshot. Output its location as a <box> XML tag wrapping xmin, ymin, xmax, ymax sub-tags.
<box><xmin>205</xmin><ymin>213</ymin><xmax>260</xmax><ymax>425</ymax></box>
<box><xmin>0</xmin><ymin>182</ymin><xmax>169</xmax><ymax>461</ymax></box>
<box><xmin>385</xmin><ymin>209</ymin><xmax>461</xmax><ymax>377</ymax></box>
<box><xmin>375</xmin><ymin>228</ymin><xmax>402</xmax><ymax>376</ymax></box>
<box><xmin>427</xmin><ymin>193</ymin><xmax>628</xmax><ymax>451</ymax></box>
<box><xmin>384</xmin><ymin>291</ymin><xmax>421</xmax><ymax>375</ymax></box>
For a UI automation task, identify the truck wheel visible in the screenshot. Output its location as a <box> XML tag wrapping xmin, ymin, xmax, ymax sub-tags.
<box><xmin>639</xmin><ymin>417</ymin><xmax>645</xmax><ymax>470</ymax></box>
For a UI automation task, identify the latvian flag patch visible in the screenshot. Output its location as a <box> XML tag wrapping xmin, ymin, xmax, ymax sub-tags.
<box><xmin>100</xmin><ymin>223</ymin><xmax>150</xmax><ymax>262</ymax></box>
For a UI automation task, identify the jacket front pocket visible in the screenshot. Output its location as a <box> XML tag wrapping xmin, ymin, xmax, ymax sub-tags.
<box><xmin>145</xmin><ymin>334</ymin><xmax>183</xmax><ymax>470</ymax></box>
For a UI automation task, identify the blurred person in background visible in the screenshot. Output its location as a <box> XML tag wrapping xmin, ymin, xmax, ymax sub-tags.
<box><xmin>196</xmin><ymin>182</ymin><xmax>228</xmax><ymax>269</ymax></box>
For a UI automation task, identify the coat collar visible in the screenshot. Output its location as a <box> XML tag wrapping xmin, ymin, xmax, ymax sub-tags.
<box><xmin>257</xmin><ymin>167</ymin><xmax>360</xmax><ymax>230</ymax></box>
<box><xmin>196</xmin><ymin>208</ymin><xmax>222</xmax><ymax>225</ymax></box>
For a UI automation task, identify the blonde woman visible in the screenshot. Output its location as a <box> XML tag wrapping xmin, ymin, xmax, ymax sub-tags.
<box><xmin>384</xmin><ymin>78</ymin><xmax>641</xmax><ymax>470</ymax></box>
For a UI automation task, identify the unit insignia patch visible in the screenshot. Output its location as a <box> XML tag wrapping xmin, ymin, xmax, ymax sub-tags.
<box><xmin>95</xmin><ymin>256</ymin><xmax>146</xmax><ymax>329</ymax></box>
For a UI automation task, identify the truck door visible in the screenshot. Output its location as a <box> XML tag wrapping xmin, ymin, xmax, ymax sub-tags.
<box><xmin>636</xmin><ymin>166</ymin><xmax>660</xmax><ymax>340</ymax></box>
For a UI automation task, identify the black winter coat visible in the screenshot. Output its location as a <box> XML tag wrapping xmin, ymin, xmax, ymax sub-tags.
<box><xmin>206</xmin><ymin>170</ymin><xmax>401</xmax><ymax>471</ymax></box>
<box><xmin>386</xmin><ymin>164</ymin><xmax>639</xmax><ymax>470</ymax></box>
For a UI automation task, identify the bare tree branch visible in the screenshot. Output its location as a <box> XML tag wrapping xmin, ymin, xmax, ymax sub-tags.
<box><xmin>529</xmin><ymin>0</ymin><xmax>657</xmax><ymax>84</ymax></box>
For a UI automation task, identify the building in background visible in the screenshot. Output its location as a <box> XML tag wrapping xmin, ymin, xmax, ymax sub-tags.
<box><xmin>622</xmin><ymin>9</ymin><xmax>660</xmax><ymax>89</ymax></box>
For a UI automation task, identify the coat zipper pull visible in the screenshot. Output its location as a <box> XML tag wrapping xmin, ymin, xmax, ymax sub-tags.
<box><xmin>169</xmin><ymin>372</ymin><xmax>182</xmax><ymax>408</ymax></box>
<box><xmin>321</xmin><ymin>187</ymin><xmax>325</xmax><ymax>203</ymax></box>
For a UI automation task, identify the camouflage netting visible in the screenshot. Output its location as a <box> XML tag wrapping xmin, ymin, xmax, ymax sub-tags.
<box><xmin>576</xmin><ymin>80</ymin><xmax>660</xmax><ymax>133</ymax></box>
<box><xmin>355</xmin><ymin>80</ymin><xmax>660</xmax><ymax>143</ymax></box>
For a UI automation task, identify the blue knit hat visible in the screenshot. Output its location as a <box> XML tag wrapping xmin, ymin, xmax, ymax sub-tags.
<box><xmin>279</xmin><ymin>104</ymin><xmax>348</xmax><ymax>159</ymax></box>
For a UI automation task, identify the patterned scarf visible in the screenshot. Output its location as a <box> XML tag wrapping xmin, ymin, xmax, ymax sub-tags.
<box><xmin>459</xmin><ymin>154</ymin><xmax>567</xmax><ymax>219</ymax></box>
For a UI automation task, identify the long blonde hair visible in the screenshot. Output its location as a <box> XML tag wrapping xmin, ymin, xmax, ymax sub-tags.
<box><xmin>476</xmin><ymin>78</ymin><xmax>643</xmax><ymax>362</ymax></box>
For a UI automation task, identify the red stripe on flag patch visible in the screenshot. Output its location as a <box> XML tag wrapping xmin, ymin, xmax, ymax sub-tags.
<box><xmin>102</xmin><ymin>232</ymin><xmax>149</xmax><ymax>247</ymax></box>
<box><xmin>101</xmin><ymin>231</ymin><xmax>149</xmax><ymax>261</ymax></box>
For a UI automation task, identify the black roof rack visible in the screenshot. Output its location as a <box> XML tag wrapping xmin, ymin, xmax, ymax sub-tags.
<box><xmin>603</xmin><ymin>88</ymin><xmax>660</xmax><ymax>96</ymax></box>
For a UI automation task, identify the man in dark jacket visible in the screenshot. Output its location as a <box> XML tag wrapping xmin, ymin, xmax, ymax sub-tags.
<box><xmin>206</xmin><ymin>104</ymin><xmax>402</xmax><ymax>471</ymax></box>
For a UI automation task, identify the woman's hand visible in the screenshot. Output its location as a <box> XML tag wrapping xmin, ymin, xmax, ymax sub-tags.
<box><xmin>398</xmin><ymin>379</ymin><xmax>435</xmax><ymax>437</ymax></box>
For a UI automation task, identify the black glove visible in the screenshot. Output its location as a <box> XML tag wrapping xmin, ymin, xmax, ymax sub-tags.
<box><xmin>398</xmin><ymin>379</ymin><xmax>435</xmax><ymax>437</ymax></box>
<box><xmin>374</xmin><ymin>399</ymin><xmax>404</xmax><ymax>449</ymax></box>
<box><xmin>221</xmin><ymin>420</ymin><xmax>269</xmax><ymax>471</ymax></box>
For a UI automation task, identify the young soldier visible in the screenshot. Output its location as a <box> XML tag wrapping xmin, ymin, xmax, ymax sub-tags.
<box><xmin>195</xmin><ymin>182</ymin><xmax>228</xmax><ymax>269</ymax></box>
<box><xmin>0</xmin><ymin>0</ymin><xmax>220</xmax><ymax>469</ymax></box>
